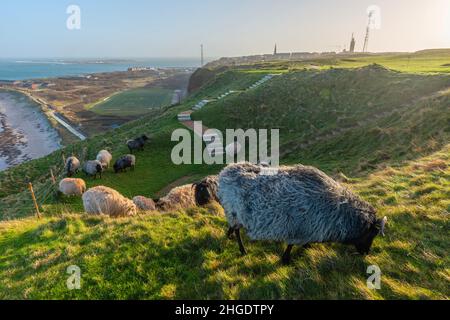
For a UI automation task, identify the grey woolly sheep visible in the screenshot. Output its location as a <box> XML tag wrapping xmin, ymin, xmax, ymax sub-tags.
<box><xmin>58</xmin><ymin>178</ymin><xmax>86</xmax><ymax>197</ymax></box>
<box><xmin>114</xmin><ymin>154</ymin><xmax>136</xmax><ymax>173</ymax></box>
<box><xmin>156</xmin><ymin>184</ymin><xmax>196</xmax><ymax>212</ymax></box>
<box><xmin>133</xmin><ymin>196</ymin><xmax>156</xmax><ymax>211</ymax></box>
<box><xmin>218</xmin><ymin>162</ymin><xmax>387</xmax><ymax>264</ymax></box>
<box><xmin>83</xmin><ymin>160</ymin><xmax>103</xmax><ymax>179</ymax></box>
<box><xmin>65</xmin><ymin>156</ymin><xmax>80</xmax><ymax>177</ymax></box>
<box><xmin>96</xmin><ymin>150</ymin><xmax>112</xmax><ymax>169</ymax></box>
<box><xmin>127</xmin><ymin>135</ymin><xmax>149</xmax><ymax>154</ymax></box>
<box><xmin>193</xmin><ymin>175</ymin><xmax>220</xmax><ymax>206</ymax></box>
<box><xmin>82</xmin><ymin>186</ymin><xmax>137</xmax><ymax>217</ymax></box>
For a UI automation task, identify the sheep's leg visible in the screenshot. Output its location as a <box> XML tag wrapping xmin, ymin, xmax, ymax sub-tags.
<box><xmin>235</xmin><ymin>229</ymin><xmax>247</xmax><ymax>256</ymax></box>
<box><xmin>282</xmin><ymin>244</ymin><xmax>294</xmax><ymax>265</ymax></box>
<box><xmin>226</xmin><ymin>227</ymin><xmax>234</xmax><ymax>239</ymax></box>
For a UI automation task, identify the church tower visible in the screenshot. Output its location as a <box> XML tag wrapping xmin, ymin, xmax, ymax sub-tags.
<box><xmin>349</xmin><ymin>34</ymin><xmax>356</xmax><ymax>53</ymax></box>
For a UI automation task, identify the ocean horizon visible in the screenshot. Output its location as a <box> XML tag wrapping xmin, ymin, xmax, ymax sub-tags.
<box><xmin>0</xmin><ymin>58</ymin><xmax>207</xmax><ymax>81</ymax></box>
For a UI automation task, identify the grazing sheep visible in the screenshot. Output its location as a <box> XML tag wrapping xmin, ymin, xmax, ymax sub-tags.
<box><xmin>193</xmin><ymin>175</ymin><xmax>220</xmax><ymax>206</ymax></box>
<box><xmin>65</xmin><ymin>156</ymin><xmax>80</xmax><ymax>177</ymax></box>
<box><xmin>83</xmin><ymin>160</ymin><xmax>103</xmax><ymax>179</ymax></box>
<box><xmin>82</xmin><ymin>186</ymin><xmax>137</xmax><ymax>217</ymax></box>
<box><xmin>218</xmin><ymin>162</ymin><xmax>387</xmax><ymax>264</ymax></box>
<box><xmin>133</xmin><ymin>196</ymin><xmax>156</xmax><ymax>211</ymax></box>
<box><xmin>156</xmin><ymin>184</ymin><xmax>196</xmax><ymax>212</ymax></box>
<box><xmin>113</xmin><ymin>154</ymin><xmax>136</xmax><ymax>173</ymax></box>
<box><xmin>96</xmin><ymin>150</ymin><xmax>112</xmax><ymax>169</ymax></box>
<box><xmin>127</xmin><ymin>135</ymin><xmax>149</xmax><ymax>154</ymax></box>
<box><xmin>58</xmin><ymin>178</ymin><xmax>86</xmax><ymax>197</ymax></box>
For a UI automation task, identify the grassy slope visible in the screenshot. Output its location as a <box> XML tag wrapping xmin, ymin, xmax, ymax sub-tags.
<box><xmin>236</xmin><ymin>49</ymin><xmax>450</xmax><ymax>74</ymax></box>
<box><xmin>0</xmin><ymin>53</ymin><xmax>449</xmax><ymax>299</ymax></box>
<box><xmin>0</xmin><ymin>146</ymin><xmax>448</xmax><ymax>299</ymax></box>
<box><xmin>88</xmin><ymin>88</ymin><xmax>174</xmax><ymax>116</ymax></box>
<box><xmin>193</xmin><ymin>65</ymin><xmax>450</xmax><ymax>175</ymax></box>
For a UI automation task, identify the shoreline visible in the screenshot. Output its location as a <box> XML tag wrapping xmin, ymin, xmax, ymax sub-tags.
<box><xmin>0</xmin><ymin>90</ymin><xmax>62</xmax><ymax>171</ymax></box>
<box><xmin>0</xmin><ymin>87</ymin><xmax>87</xmax><ymax>142</ymax></box>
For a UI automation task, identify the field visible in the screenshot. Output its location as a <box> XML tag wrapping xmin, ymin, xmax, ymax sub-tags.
<box><xmin>88</xmin><ymin>88</ymin><xmax>174</xmax><ymax>116</ymax></box>
<box><xmin>218</xmin><ymin>49</ymin><xmax>450</xmax><ymax>75</ymax></box>
<box><xmin>0</xmin><ymin>147</ymin><xmax>448</xmax><ymax>299</ymax></box>
<box><xmin>0</xmin><ymin>50</ymin><xmax>449</xmax><ymax>299</ymax></box>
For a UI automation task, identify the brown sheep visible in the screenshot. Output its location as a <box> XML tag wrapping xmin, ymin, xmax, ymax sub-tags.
<box><xmin>59</xmin><ymin>178</ymin><xmax>86</xmax><ymax>197</ymax></box>
<box><xmin>156</xmin><ymin>184</ymin><xmax>196</xmax><ymax>212</ymax></box>
<box><xmin>133</xmin><ymin>196</ymin><xmax>156</xmax><ymax>211</ymax></box>
<box><xmin>82</xmin><ymin>186</ymin><xmax>137</xmax><ymax>217</ymax></box>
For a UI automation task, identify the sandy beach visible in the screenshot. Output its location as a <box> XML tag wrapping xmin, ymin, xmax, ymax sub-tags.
<box><xmin>0</xmin><ymin>90</ymin><xmax>61</xmax><ymax>171</ymax></box>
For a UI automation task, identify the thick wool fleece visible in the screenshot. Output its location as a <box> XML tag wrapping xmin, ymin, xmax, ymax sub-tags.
<box><xmin>218</xmin><ymin>163</ymin><xmax>377</xmax><ymax>245</ymax></box>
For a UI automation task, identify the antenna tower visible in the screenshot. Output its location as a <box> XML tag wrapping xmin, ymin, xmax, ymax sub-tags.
<box><xmin>363</xmin><ymin>11</ymin><xmax>374</xmax><ymax>53</ymax></box>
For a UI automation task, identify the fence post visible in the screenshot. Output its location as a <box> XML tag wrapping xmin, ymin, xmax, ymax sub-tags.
<box><xmin>50</xmin><ymin>169</ymin><xmax>56</xmax><ymax>185</ymax></box>
<box><xmin>28</xmin><ymin>182</ymin><xmax>41</xmax><ymax>219</ymax></box>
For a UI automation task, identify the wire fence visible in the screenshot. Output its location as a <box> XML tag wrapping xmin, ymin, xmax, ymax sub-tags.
<box><xmin>0</xmin><ymin>155</ymin><xmax>69</xmax><ymax>220</ymax></box>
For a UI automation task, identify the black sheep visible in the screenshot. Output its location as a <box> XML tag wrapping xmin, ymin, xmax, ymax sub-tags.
<box><xmin>127</xmin><ymin>135</ymin><xmax>149</xmax><ymax>154</ymax></box>
<box><xmin>193</xmin><ymin>175</ymin><xmax>219</xmax><ymax>206</ymax></box>
<box><xmin>114</xmin><ymin>154</ymin><xmax>136</xmax><ymax>173</ymax></box>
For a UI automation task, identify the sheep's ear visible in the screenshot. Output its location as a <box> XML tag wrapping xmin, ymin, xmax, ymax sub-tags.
<box><xmin>192</xmin><ymin>183</ymin><xmax>199</xmax><ymax>189</ymax></box>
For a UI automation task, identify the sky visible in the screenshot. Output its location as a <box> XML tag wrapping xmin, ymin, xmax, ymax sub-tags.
<box><xmin>0</xmin><ymin>0</ymin><xmax>449</xmax><ymax>59</ymax></box>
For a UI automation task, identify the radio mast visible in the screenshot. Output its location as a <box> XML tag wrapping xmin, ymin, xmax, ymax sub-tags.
<box><xmin>201</xmin><ymin>44</ymin><xmax>204</xmax><ymax>67</ymax></box>
<box><xmin>363</xmin><ymin>11</ymin><xmax>374</xmax><ymax>53</ymax></box>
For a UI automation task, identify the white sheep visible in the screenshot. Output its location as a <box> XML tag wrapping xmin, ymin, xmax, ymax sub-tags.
<box><xmin>58</xmin><ymin>178</ymin><xmax>86</xmax><ymax>197</ymax></box>
<box><xmin>82</xmin><ymin>186</ymin><xmax>137</xmax><ymax>217</ymax></box>
<box><xmin>65</xmin><ymin>156</ymin><xmax>81</xmax><ymax>177</ymax></box>
<box><xmin>133</xmin><ymin>196</ymin><xmax>156</xmax><ymax>211</ymax></box>
<box><xmin>156</xmin><ymin>184</ymin><xmax>196</xmax><ymax>212</ymax></box>
<box><xmin>96</xmin><ymin>150</ymin><xmax>112</xmax><ymax>169</ymax></box>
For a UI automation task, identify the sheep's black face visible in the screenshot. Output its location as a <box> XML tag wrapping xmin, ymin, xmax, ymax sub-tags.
<box><xmin>353</xmin><ymin>223</ymin><xmax>380</xmax><ymax>255</ymax></box>
<box><xmin>113</xmin><ymin>163</ymin><xmax>120</xmax><ymax>173</ymax></box>
<box><xmin>142</xmin><ymin>135</ymin><xmax>149</xmax><ymax>142</ymax></box>
<box><xmin>96</xmin><ymin>164</ymin><xmax>103</xmax><ymax>173</ymax></box>
<box><xmin>194</xmin><ymin>183</ymin><xmax>211</xmax><ymax>206</ymax></box>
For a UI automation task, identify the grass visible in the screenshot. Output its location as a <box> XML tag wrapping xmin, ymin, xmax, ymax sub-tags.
<box><xmin>87</xmin><ymin>87</ymin><xmax>174</xmax><ymax>116</ymax></box>
<box><xmin>193</xmin><ymin>65</ymin><xmax>450</xmax><ymax>175</ymax></box>
<box><xmin>0</xmin><ymin>51</ymin><xmax>449</xmax><ymax>299</ymax></box>
<box><xmin>0</xmin><ymin>146</ymin><xmax>448</xmax><ymax>299</ymax></box>
<box><xmin>231</xmin><ymin>49</ymin><xmax>450</xmax><ymax>74</ymax></box>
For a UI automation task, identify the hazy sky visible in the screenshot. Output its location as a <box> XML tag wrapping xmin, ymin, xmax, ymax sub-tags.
<box><xmin>1</xmin><ymin>0</ymin><xmax>449</xmax><ymax>58</ymax></box>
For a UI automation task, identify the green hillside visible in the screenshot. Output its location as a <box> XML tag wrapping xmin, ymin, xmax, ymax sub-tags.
<box><xmin>88</xmin><ymin>88</ymin><xmax>174</xmax><ymax>116</ymax></box>
<box><xmin>193</xmin><ymin>65</ymin><xmax>450</xmax><ymax>174</ymax></box>
<box><xmin>0</xmin><ymin>52</ymin><xmax>449</xmax><ymax>300</ymax></box>
<box><xmin>0</xmin><ymin>145</ymin><xmax>448</xmax><ymax>299</ymax></box>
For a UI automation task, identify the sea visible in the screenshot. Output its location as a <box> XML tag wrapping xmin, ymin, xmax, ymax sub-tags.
<box><xmin>0</xmin><ymin>57</ymin><xmax>205</xmax><ymax>171</ymax></box>
<box><xmin>0</xmin><ymin>58</ymin><xmax>204</xmax><ymax>81</ymax></box>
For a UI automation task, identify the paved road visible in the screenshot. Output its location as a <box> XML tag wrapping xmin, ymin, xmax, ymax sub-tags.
<box><xmin>49</xmin><ymin>112</ymin><xmax>87</xmax><ymax>141</ymax></box>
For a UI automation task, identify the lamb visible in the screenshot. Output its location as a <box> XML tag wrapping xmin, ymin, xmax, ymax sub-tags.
<box><xmin>133</xmin><ymin>196</ymin><xmax>156</xmax><ymax>211</ymax></box>
<box><xmin>65</xmin><ymin>156</ymin><xmax>80</xmax><ymax>177</ymax></box>
<box><xmin>82</xmin><ymin>186</ymin><xmax>137</xmax><ymax>217</ymax></box>
<box><xmin>218</xmin><ymin>162</ymin><xmax>387</xmax><ymax>264</ymax></box>
<box><xmin>83</xmin><ymin>160</ymin><xmax>103</xmax><ymax>179</ymax></box>
<box><xmin>193</xmin><ymin>175</ymin><xmax>220</xmax><ymax>206</ymax></box>
<box><xmin>156</xmin><ymin>184</ymin><xmax>196</xmax><ymax>212</ymax></box>
<box><xmin>96</xmin><ymin>150</ymin><xmax>112</xmax><ymax>169</ymax></box>
<box><xmin>113</xmin><ymin>154</ymin><xmax>136</xmax><ymax>173</ymax></box>
<box><xmin>127</xmin><ymin>135</ymin><xmax>149</xmax><ymax>154</ymax></box>
<box><xmin>58</xmin><ymin>178</ymin><xmax>86</xmax><ymax>197</ymax></box>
